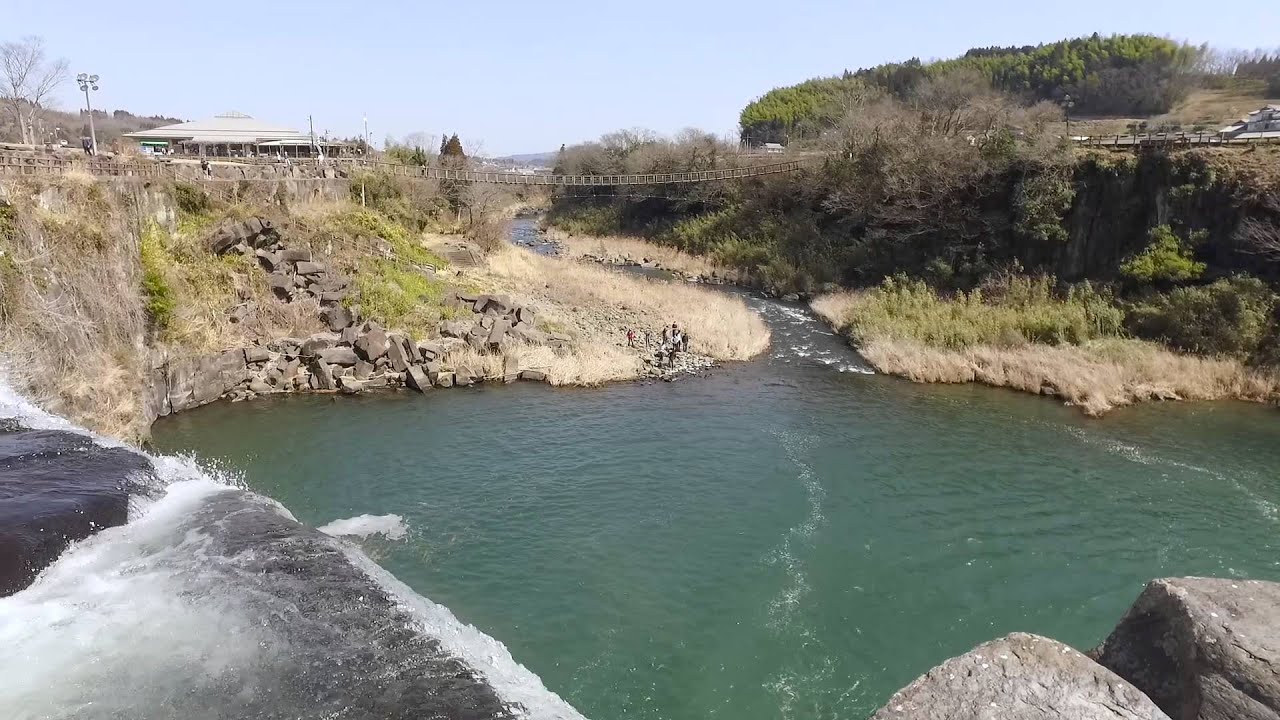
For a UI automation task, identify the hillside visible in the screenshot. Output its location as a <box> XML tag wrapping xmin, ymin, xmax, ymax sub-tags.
<box><xmin>738</xmin><ymin>33</ymin><xmax>1273</xmax><ymax>144</ymax></box>
<box><xmin>0</xmin><ymin>107</ymin><xmax>182</xmax><ymax>148</ymax></box>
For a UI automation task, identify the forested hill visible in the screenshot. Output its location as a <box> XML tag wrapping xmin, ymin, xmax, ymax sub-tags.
<box><xmin>740</xmin><ymin>34</ymin><xmax>1204</xmax><ymax>143</ymax></box>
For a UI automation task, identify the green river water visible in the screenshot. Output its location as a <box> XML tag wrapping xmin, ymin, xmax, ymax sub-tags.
<box><xmin>154</xmin><ymin>284</ymin><xmax>1280</xmax><ymax>720</ymax></box>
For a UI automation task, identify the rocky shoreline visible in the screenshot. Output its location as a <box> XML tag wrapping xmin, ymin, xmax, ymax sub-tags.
<box><xmin>144</xmin><ymin>217</ymin><xmax>726</xmax><ymax>426</ymax></box>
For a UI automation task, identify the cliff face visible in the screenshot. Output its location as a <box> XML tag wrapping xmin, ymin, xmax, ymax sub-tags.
<box><xmin>1048</xmin><ymin>152</ymin><xmax>1280</xmax><ymax>283</ymax></box>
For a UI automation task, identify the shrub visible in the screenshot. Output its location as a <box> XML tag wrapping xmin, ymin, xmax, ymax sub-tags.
<box><xmin>1126</xmin><ymin>276</ymin><xmax>1276</xmax><ymax>358</ymax></box>
<box><xmin>840</xmin><ymin>274</ymin><xmax>1123</xmax><ymax>349</ymax></box>
<box><xmin>139</xmin><ymin>224</ymin><xmax>176</xmax><ymax>332</ymax></box>
<box><xmin>352</xmin><ymin>259</ymin><xmax>449</xmax><ymax>337</ymax></box>
<box><xmin>172</xmin><ymin>183</ymin><xmax>211</xmax><ymax>216</ymax></box>
<box><xmin>1119</xmin><ymin>225</ymin><xmax>1205</xmax><ymax>285</ymax></box>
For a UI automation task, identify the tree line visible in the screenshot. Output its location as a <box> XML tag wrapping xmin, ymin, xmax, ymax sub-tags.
<box><xmin>739</xmin><ymin>33</ymin><xmax>1242</xmax><ymax>144</ymax></box>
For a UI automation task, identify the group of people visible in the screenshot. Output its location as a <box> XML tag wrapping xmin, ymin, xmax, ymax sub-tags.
<box><xmin>626</xmin><ymin>322</ymin><xmax>691</xmax><ymax>368</ymax></box>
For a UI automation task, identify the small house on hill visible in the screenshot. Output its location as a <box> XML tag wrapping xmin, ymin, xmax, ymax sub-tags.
<box><xmin>1219</xmin><ymin>105</ymin><xmax>1280</xmax><ymax>140</ymax></box>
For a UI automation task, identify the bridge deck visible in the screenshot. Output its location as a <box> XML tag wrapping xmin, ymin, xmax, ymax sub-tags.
<box><xmin>0</xmin><ymin>153</ymin><xmax>809</xmax><ymax>186</ymax></box>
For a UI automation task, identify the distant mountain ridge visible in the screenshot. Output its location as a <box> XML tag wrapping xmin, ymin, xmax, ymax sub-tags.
<box><xmin>486</xmin><ymin>151</ymin><xmax>557</xmax><ymax>168</ymax></box>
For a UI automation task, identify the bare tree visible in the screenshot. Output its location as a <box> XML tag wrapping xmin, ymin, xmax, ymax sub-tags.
<box><xmin>0</xmin><ymin>36</ymin><xmax>68</xmax><ymax>144</ymax></box>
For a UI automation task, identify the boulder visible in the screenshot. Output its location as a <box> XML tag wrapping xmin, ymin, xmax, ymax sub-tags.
<box><xmin>229</xmin><ymin>302</ymin><xmax>255</xmax><ymax>324</ymax></box>
<box><xmin>510</xmin><ymin>323</ymin><xmax>549</xmax><ymax>345</ymax></box>
<box><xmin>280</xmin><ymin>246</ymin><xmax>311</xmax><ymax>263</ymax></box>
<box><xmin>243</xmin><ymin>346</ymin><xmax>270</xmax><ymax>365</ymax></box>
<box><xmin>434</xmin><ymin>371</ymin><xmax>455</xmax><ymax>388</ymax></box>
<box><xmin>336</xmin><ymin>376</ymin><xmax>365</xmax><ymax>394</ymax></box>
<box><xmin>466</xmin><ymin>327</ymin><xmax>487</xmax><ymax>352</ymax></box>
<box><xmin>418</xmin><ymin>342</ymin><xmax>443</xmax><ymax>361</ymax></box>
<box><xmin>502</xmin><ymin>353</ymin><xmax>519</xmax><ymax>383</ymax></box>
<box><xmin>319</xmin><ymin>291</ymin><xmax>346</xmax><ymax>305</ymax></box>
<box><xmin>255</xmin><ymin>249</ymin><xmax>282</xmax><ymax>272</ymax></box>
<box><xmin>339</xmin><ymin>325</ymin><xmax>360</xmax><ymax>346</ymax></box>
<box><xmin>355</xmin><ymin>328</ymin><xmax>390</xmax><ymax>361</ymax></box>
<box><xmin>872</xmin><ymin>633</ymin><xmax>1170</xmax><ymax>720</ymax></box>
<box><xmin>318</xmin><ymin>346</ymin><xmax>359</xmax><ymax>367</ymax></box>
<box><xmin>295</xmin><ymin>260</ymin><xmax>325</xmax><ymax>276</ymax></box>
<box><xmin>315</xmin><ymin>276</ymin><xmax>349</xmax><ymax>295</ymax></box>
<box><xmin>1091</xmin><ymin>577</ymin><xmax>1280</xmax><ymax>720</ymax></box>
<box><xmin>268</xmin><ymin>273</ymin><xmax>293</xmax><ymax>300</ymax></box>
<box><xmin>321</xmin><ymin>304</ymin><xmax>353</xmax><ymax>332</ymax></box>
<box><xmin>247</xmin><ymin>379</ymin><xmax>272</xmax><ymax>394</ymax></box>
<box><xmin>487</xmin><ymin>319</ymin><xmax>511</xmax><ymax>350</ymax></box>
<box><xmin>405</xmin><ymin>365</ymin><xmax>430</xmax><ymax>393</ymax></box>
<box><xmin>354</xmin><ymin>359</ymin><xmax>373</xmax><ymax>380</ymax></box>
<box><xmin>516</xmin><ymin>306</ymin><xmax>537</xmax><ymax>326</ymax></box>
<box><xmin>300</xmin><ymin>333</ymin><xmax>338</xmax><ymax>357</ymax></box>
<box><xmin>308</xmin><ymin>359</ymin><xmax>336</xmax><ymax>390</ymax></box>
<box><xmin>520</xmin><ymin>369</ymin><xmax>547</xmax><ymax>382</ymax></box>
<box><xmin>455</xmin><ymin>363</ymin><xmax>482</xmax><ymax>386</ymax></box>
<box><xmin>440</xmin><ymin>321</ymin><xmax>471</xmax><ymax>339</ymax></box>
<box><xmin>387</xmin><ymin>335</ymin><xmax>412</xmax><ymax>372</ymax></box>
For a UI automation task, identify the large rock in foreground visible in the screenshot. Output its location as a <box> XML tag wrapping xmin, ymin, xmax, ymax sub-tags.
<box><xmin>873</xmin><ymin>632</ymin><xmax>1169</xmax><ymax>720</ymax></box>
<box><xmin>1091</xmin><ymin>577</ymin><xmax>1280</xmax><ymax>720</ymax></box>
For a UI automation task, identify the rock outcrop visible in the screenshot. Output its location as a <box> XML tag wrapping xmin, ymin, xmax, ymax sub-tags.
<box><xmin>1091</xmin><ymin>577</ymin><xmax>1280</xmax><ymax>720</ymax></box>
<box><xmin>0</xmin><ymin>424</ymin><xmax>153</xmax><ymax>596</ymax></box>
<box><xmin>873</xmin><ymin>633</ymin><xmax>1171</xmax><ymax>720</ymax></box>
<box><xmin>438</xmin><ymin>292</ymin><xmax>569</xmax><ymax>351</ymax></box>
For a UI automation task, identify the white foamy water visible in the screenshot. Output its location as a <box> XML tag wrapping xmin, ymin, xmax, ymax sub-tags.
<box><xmin>319</xmin><ymin>512</ymin><xmax>410</xmax><ymax>540</ymax></box>
<box><xmin>0</xmin><ymin>380</ymin><xmax>587</xmax><ymax>720</ymax></box>
<box><xmin>745</xmin><ymin>298</ymin><xmax>875</xmax><ymax>375</ymax></box>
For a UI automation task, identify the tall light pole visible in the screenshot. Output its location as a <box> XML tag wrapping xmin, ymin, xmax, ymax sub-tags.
<box><xmin>363</xmin><ymin>113</ymin><xmax>369</xmax><ymax>157</ymax></box>
<box><xmin>76</xmin><ymin>73</ymin><xmax>100</xmax><ymax>155</ymax></box>
<box><xmin>1063</xmin><ymin>93</ymin><xmax>1075</xmax><ymax>140</ymax></box>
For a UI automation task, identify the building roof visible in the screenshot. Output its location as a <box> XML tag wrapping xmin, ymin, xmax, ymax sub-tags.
<box><xmin>124</xmin><ymin>111</ymin><xmax>317</xmax><ymax>145</ymax></box>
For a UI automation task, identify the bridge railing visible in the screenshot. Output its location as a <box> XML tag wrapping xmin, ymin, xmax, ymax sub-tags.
<box><xmin>1073</xmin><ymin>132</ymin><xmax>1280</xmax><ymax>148</ymax></box>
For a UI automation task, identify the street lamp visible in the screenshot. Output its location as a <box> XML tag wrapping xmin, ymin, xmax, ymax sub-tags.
<box><xmin>1063</xmin><ymin>93</ymin><xmax>1075</xmax><ymax>139</ymax></box>
<box><xmin>76</xmin><ymin>73</ymin><xmax>100</xmax><ymax>155</ymax></box>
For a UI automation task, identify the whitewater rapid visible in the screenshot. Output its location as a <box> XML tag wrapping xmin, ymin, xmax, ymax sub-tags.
<box><xmin>0</xmin><ymin>382</ymin><xmax>586</xmax><ymax>720</ymax></box>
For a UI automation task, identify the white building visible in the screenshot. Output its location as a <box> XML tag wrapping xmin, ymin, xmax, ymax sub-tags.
<box><xmin>1219</xmin><ymin>105</ymin><xmax>1280</xmax><ymax>140</ymax></box>
<box><xmin>124</xmin><ymin>111</ymin><xmax>350</xmax><ymax>157</ymax></box>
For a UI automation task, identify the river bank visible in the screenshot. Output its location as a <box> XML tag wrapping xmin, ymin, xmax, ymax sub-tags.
<box><xmin>812</xmin><ymin>283</ymin><xmax>1280</xmax><ymax>416</ymax></box>
<box><xmin>0</xmin><ymin>177</ymin><xmax>769</xmax><ymax>442</ymax></box>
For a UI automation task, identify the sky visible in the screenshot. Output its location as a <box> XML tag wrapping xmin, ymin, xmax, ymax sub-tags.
<box><xmin>6</xmin><ymin>0</ymin><xmax>1277</xmax><ymax>156</ymax></box>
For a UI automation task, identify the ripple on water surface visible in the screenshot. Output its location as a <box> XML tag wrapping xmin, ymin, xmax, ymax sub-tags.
<box><xmin>153</xmin><ymin>291</ymin><xmax>1280</xmax><ymax>720</ymax></box>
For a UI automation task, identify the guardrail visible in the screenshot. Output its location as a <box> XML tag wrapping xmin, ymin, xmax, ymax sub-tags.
<box><xmin>0</xmin><ymin>152</ymin><xmax>810</xmax><ymax>186</ymax></box>
<box><xmin>1074</xmin><ymin>132</ymin><xmax>1280</xmax><ymax>148</ymax></box>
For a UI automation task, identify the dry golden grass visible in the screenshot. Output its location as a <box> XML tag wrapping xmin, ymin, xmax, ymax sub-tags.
<box><xmin>517</xmin><ymin>344</ymin><xmax>645</xmax><ymax>386</ymax></box>
<box><xmin>477</xmin><ymin>245</ymin><xmax>768</xmax><ymax>361</ymax></box>
<box><xmin>547</xmin><ymin>228</ymin><xmax>736</xmax><ymax>280</ymax></box>
<box><xmin>0</xmin><ymin>179</ymin><xmax>150</xmax><ymax>439</ymax></box>
<box><xmin>812</xmin><ymin>291</ymin><xmax>1280</xmax><ymax>415</ymax></box>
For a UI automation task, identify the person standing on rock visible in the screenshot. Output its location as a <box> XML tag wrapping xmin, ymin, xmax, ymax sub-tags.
<box><xmin>626</xmin><ymin>328</ymin><xmax>636</xmax><ymax>348</ymax></box>
<box><xmin>661</xmin><ymin>324</ymin><xmax>671</xmax><ymax>345</ymax></box>
<box><xmin>681</xmin><ymin>330</ymin><xmax>690</xmax><ymax>353</ymax></box>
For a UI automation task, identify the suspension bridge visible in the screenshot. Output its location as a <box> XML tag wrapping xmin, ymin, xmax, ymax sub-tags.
<box><xmin>0</xmin><ymin>151</ymin><xmax>811</xmax><ymax>186</ymax></box>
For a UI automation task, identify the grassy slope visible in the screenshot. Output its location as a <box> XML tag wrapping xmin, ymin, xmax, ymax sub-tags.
<box><xmin>812</xmin><ymin>283</ymin><xmax>1280</xmax><ymax>415</ymax></box>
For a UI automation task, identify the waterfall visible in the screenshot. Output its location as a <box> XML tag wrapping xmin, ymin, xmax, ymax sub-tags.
<box><xmin>0</xmin><ymin>381</ymin><xmax>585</xmax><ymax>720</ymax></box>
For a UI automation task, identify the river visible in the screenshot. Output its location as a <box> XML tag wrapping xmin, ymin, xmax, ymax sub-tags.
<box><xmin>147</xmin><ymin>225</ymin><xmax>1280</xmax><ymax>719</ymax></box>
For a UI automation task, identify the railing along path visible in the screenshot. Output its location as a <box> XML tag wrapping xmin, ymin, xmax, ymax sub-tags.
<box><xmin>0</xmin><ymin>152</ymin><xmax>808</xmax><ymax>186</ymax></box>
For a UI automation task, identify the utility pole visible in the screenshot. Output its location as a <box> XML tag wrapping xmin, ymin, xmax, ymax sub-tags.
<box><xmin>1063</xmin><ymin>94</ymin><xmax>1075</xmax><ymax>140</ymax></box>
<box><xmin>308</xmin><ymin>115</ymin><xmax>316</xmax><ymax>160</ymax></box>
<box><xmin>76</xmin><ymin>73</ymin><xmax>100</xmax><ymax>154</ymax></box>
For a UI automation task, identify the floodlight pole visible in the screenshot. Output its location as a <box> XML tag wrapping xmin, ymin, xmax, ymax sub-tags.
<box><xmin>76</xmin><ymin>73</ymin><xmax>100</xmax><ymax>154</ymax></box>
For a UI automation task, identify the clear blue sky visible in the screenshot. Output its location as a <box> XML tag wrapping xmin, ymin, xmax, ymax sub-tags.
<box><xmin>8</xmin><ymin>0</ymin><xmax>1276</xmax><ymax>155</ymax></box>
